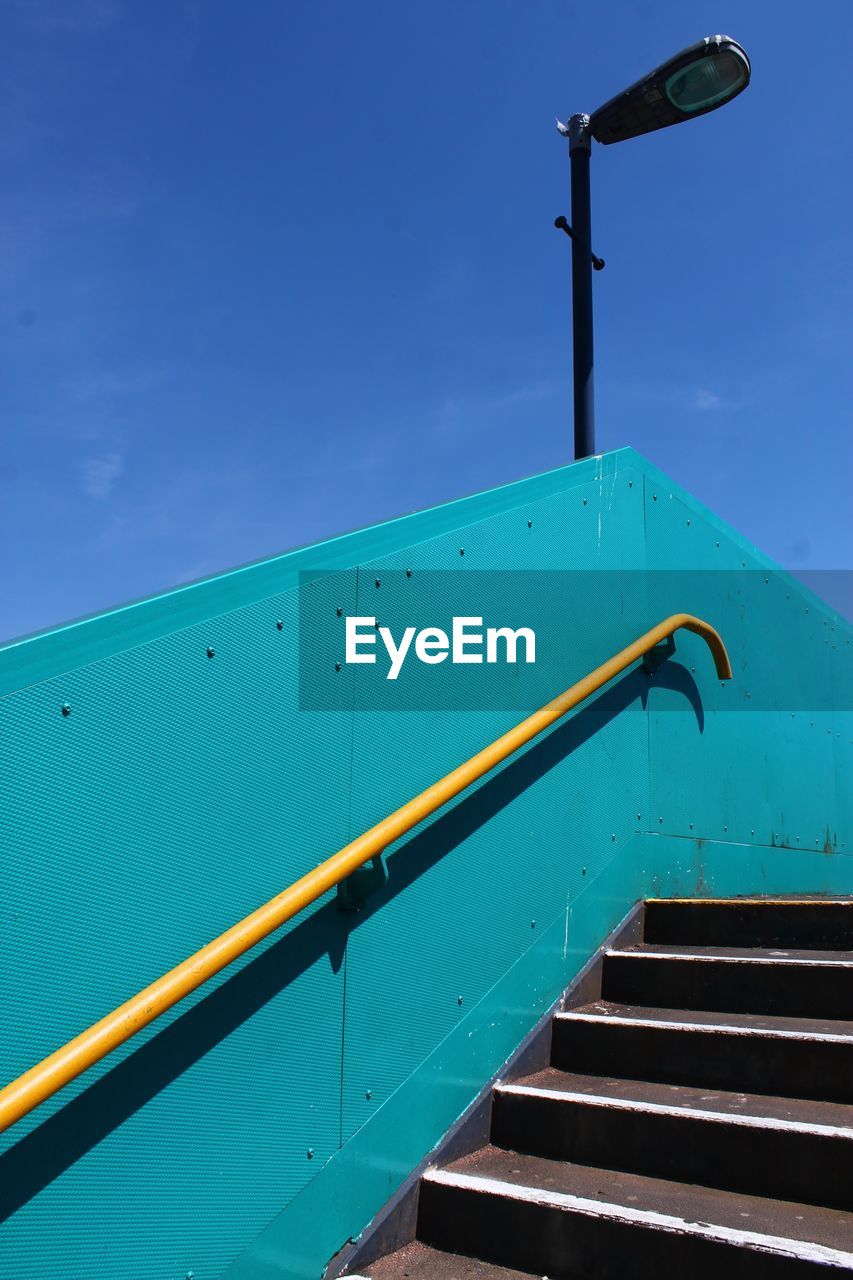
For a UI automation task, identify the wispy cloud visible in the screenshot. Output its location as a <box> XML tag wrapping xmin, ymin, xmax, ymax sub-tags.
<box><xmin>81</xmin><ymin>451</ymin><xmax>123</xmax><ymax>499</ymax></box>
<box><xmin>65</xmin><ymin>367</ymin><xmax>159</xmax><ymax>405</ymax></box>
<box><xmin>608</xmin><ymin>376</ymin><xmax>751</xmax><ymax>417</ymax></box>
<box><xmin>0</xmin><ymin>168</ymin><xmax>149</xmax><ymax>289</ymax></box>
<box><xmin>434</xmin><ymin>378</ymin><xmax>559</xmax><ymax>435</ymax></box>
<box><xmin>692</xmin><ymin>388</ymin><xmax>723</xmax><ymax>411</ymax></box>
<box><xmin>10</xmin><ymin>0</ymin><xmax>122</xmax><ymax>34</ymax></box>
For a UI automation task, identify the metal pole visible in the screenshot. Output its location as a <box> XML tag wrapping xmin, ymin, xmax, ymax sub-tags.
<box><xmin>568</xmin><ymin>113</ymin><xmax>595</xmax><ymax>459</ymax></box>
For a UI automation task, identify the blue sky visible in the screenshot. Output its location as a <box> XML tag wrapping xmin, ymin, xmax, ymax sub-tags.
<box><xmin>2</xmin><ymin>0</ymin><xmax>851</xmax><ymax>641</ymax></box>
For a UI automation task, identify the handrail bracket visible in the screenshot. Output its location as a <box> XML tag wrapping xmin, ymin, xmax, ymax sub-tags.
<box><xmin>336</xmin><ymin>855</ymin><xmax>389</xmax><ymax>912</ymax></box>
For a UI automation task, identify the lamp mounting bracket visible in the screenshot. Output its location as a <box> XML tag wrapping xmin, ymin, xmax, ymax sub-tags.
<box><xmin>554</xmin><ymin>215</ymin><xmax>605</xmax><ymax>270</ymax></box>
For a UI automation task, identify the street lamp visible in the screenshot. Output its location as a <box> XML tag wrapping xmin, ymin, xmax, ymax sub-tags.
<box><xmin>557</xmin><ymin>35</ymin><xmax>751</xmax><ymax>460</ymax></box>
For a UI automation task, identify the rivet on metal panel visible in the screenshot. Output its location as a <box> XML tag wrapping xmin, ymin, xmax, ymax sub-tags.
<box><xmin>375</xmin><ymin>579</ymin><xmax>381</xmax><ymax>588</ymax></box>
<box><xmin>60</xmin><ymin>703</ymin><xmax>71</xmax><ymax>717</ymax></box>
<box><xmin>374</xmin><ymin>620</ymin><xmax>380</xmax><ymax>629</ymax></box>
<box><xmin>457</xmin><ymin>996</ymin><xmax>463</xmax><ymax>1005</ymax></box>
<box><xmin>528</xmin><ymin>519</ymin><xmax>533</xmax><ymax>528</ymax></box>
<box><xmin>276</xmin><ymin>620</ymin><xmax>284</xmax><ymax>631</ymax></box>
<box><xmin>724</xmin><ymin>825</ymin><xmax>728</xmax><ymax>832</ymax></box>
<box><xmin>581</xmin><ymin>867</ymin><xmax>586</xmax><ymax>875</ymax></box>
<box><xmin>686</xmin><ymin>519</ymin><xmax>691</xmax><ymax>526</ymax></box>
<box><xmin>652</xmin><ymin>494</ymin><xmax>657</xmax><ymax>502</ymax></box>
<box><xmin>531</xmin><ymin>920</ymin><xmax>536</xmax><ymax>929</ymax></box>
<box><xmin>206</xmin><ymin>647</ymin><xmax>215</xmax><ymax>659</ymax></box>
<box><xmin>659</xmin><ymin>816</ymin><xmax>663</xmax><ymax>823</ymax></box>
<box><xmin>335</xmin><ymin>662</ymin><xmax>341</xmax><ymax>672</ymax></box>
<box><xmin>336</xmin><ymin>607</ymin><xmax>343</xmax><ymax>617</ymax></box>
<box><xmin>406</xmin><ymin>568</ymin><xmax>412</xmax><ymax>578</ymax></box>
<box><xmin>628</xmin><ymin>480</ymin><xmax>633</xmax><ymax>488</ymax></box>
<box><xmin>715</xmin><ymin>541</ymin><xmax>720</xmax><ymax>549</ymax></box>
<box><xmin>365</xmin><ymin>1090</ymin><xmax>372</xmax><ymax>1100</ymax></box>
<box><xmin>636</xmin><ymin>813</ymin><xmax>641</xmax><ymax>821</ymax></box>
<box><xmin>611</xmin><ymin>834</ymin><xmax>616</xmax><ymax>842</ymax></box>
<box><xmin>459</xmin><ymin>548</ymin><xmax>465</xmax><ymax>556</ymax></box>
<box><xmin>583</xmin><ymin>498</ymin><xmax>587</xmax><ymax>506</ymax></box>
<box><xmin>307</xmin><ymin>1148</ymin><xmax>314</xmax><ymax>1159</ymax></box>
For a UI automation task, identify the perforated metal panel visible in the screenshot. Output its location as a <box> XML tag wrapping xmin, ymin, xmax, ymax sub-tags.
<box><xmin>341</xmin><ymin>468</ymin><xmax>649</xmax><ymax>1141</ymax></box>
<box><xmin>643</xmin><ymin>478</ymin><xmax>849</xmax><ymax>854</ymax></box>
<box><xmin>0</xmin><ymin>572</ymin><xmax>356</xmax><ymax>1280</ymax></box>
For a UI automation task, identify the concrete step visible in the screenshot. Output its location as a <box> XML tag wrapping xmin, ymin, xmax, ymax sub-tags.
<box><xmin>504</xmin><ymin>1067</ymin><xmax>853</xmax><ymax>1128</ymax></box>
<box><xmin>644</xmin><ymin>900</ymin><xmax>853</xmax><ymax>951</ymax></box>
<box><xmin>357</xmin><ymin>1241</ymin><xmax>540</xmax><ymax>1278</ymax></box>
<box><xmin>491</xmin><ymin>1068</ymin><xmax>853</xmax><ymax>1210</ymax></box>
<box><xmin>552</xmin><ymin>1003</ymin><xmax>853</xmax><ymax>1103</ymax></box>
<box><xmin>418</xmin><ymin>1147</ymin><xmax>853</xmax><ymax>1278</ymax></box>
<box><xmin>601</xmin><ymin>946</ymin><xmax>853</xmax><ymax>1019</ymax></box>
<box><xmin>341</xmin><ymin>899</ymin><xmax>853</xmax><ymax>1280</ymax></box>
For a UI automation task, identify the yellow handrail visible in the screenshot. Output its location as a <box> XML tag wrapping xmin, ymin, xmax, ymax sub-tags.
<box><xmin>0</xmin><ymin>612</ymin><xmax>730</xmax><ymax>1135</ymax></box>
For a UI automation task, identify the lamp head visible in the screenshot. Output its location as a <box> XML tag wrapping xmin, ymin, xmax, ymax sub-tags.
<box><xmin>589</xmin><ymin>35</ymin><xmax>750</xmax><ymax>145</ymax></box>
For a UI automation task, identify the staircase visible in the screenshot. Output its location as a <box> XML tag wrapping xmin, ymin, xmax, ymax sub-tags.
<box><xmin>345</xmin><ymin>899</ymin><xmax>853</xmax><ymax>1278</ymax></box>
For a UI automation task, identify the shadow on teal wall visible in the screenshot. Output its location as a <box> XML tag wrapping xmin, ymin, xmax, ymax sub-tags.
<box><xmin>0</xmin><ymin>448</ymin><xmax>849</xmax><ymax>1280</ymax></box>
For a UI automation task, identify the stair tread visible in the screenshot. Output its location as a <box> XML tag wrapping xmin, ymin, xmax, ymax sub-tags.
<box><xmin>643</xmin><ymin>899</ymin><xmax>853</xmax><ymax>951</ymax></box>
<box><xmin>506</xmin><ymin>1067</ymin><xmax>853</xmax><ymax>1129</ymax></box>
<box><xmin>613</xmin><ymin>944</ymin><xmax>853</xmax><ymax>963</ymax></box>
<box><xmin>567</xmin><ymin>1000</ymin><xmax>853</xmax><ymax>1038</ymax></box>
<box><xmin>360</xmin><ymin>1241</ymin><xmax>538</xmax><ymax>1278</ymax></box>
<box><xmin>438</xmin><ymin>1146</ymin><xmax>853</xmax><ymax>1254</ymax></box>
<box><xmin>647</xmin><ymin>899</ymin><xmax>853</xmax><ymax>907</ymax></box>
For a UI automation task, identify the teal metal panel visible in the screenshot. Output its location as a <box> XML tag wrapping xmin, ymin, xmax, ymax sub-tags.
<box><xmin>643</xmin><ymin>479</ymin><xmax>849</xmax><ymax>854</ymax></box>
<box><xmin>341</xmin><ymin>467</ymin><xmax>650</xmax><ymax>1142</ymax></box>
<box><xmin>0</xmin><ymin>572</ymin><xmax>356</xmax><ymax>1280</ymax></box>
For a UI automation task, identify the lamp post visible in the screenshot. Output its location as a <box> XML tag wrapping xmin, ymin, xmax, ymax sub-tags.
<box><xmin>558</xmin><ymin>34</ymin><xmax>751</xmax><ymax>460</ymax></box>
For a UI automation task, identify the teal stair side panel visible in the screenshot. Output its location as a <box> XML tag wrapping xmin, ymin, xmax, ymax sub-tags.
<box><xmin>341</xmin><ymin>465</ymin><xmax>651</xmax><ymax>1142</ymax></box>
<box><xmin>831</xmin><ymin>635</ymin><xmax>853</xmax><ymax>849</ymax></box>
<box><xmin>0</xmin><ymin>571</ymin><xmax>357</xmax><ymax>1280</ymax></box>
<box><xmin>642</xmin><ymin>479</ymin><xmax>850</xmax><ymax>854</ymax></box>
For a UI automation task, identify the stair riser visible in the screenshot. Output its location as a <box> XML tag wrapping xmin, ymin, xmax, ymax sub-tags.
<box><xmin>552</xmin><ymin>1020</ymin><xmax>853</xmax><ymax>1104</ymax></box>
<box><xmin>491</xmin><ymin>1092</ymin><xmax>853</xmax><ymax>1211</ymax></box>
<box><xmin>644</xmin><ymin>903</ymin><xmax>853</xmax><ymax>951</ymax></box>
<box><xmin>418</xmin><ymin>1181</ymin><xmax>838</xmax><ymax>1278</ymax></box>
<box><xmin>603</xmin><ymin>955</ymin><xmax>853</xmax><ymax>1019</ymax></box>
